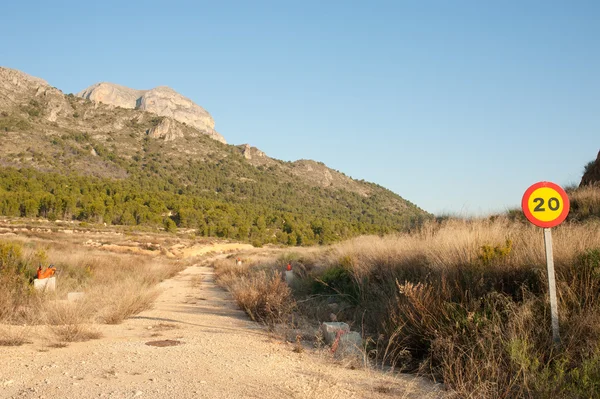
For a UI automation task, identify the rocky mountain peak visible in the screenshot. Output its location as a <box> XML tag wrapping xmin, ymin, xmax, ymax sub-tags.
<box><xmin>0</xmin><ymin>67</ymin><xmax>53</xmax><ymax>107</ymax></box>
<box><xmin>77</xmin><ymin>82</ymin><xmax>226</xmax><ymax>144</ymax></box>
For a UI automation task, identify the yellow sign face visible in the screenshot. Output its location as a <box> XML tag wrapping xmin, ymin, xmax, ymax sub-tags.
<box><xmin>526</xmin><ymin>187</ymin><xmax>564</xmax><ymax>222</ymax></box>
<box><xmin>521</xmin><ymin>181</ymin><xmax>570</xmax><ymax>228</ymax></box>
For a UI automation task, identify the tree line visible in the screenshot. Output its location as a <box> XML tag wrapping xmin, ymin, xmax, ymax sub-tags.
<box><xmin>0</xmin><ymin>167</ymin><xmax>427</xmax><ymax>246</ymax></box>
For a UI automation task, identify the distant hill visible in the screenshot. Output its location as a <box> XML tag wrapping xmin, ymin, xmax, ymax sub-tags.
<box><xmin>0</xmin><ymin>66</ymin><xmax>430</xmax><ymax>245</ymax></box>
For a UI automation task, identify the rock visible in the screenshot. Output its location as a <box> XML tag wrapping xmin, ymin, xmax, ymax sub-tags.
<box><xmin>77</xmin><ymin>83</ymin><xmax>226</xmax><ymax>144</ymax></box>
<box><xmin>239</xmin><ymin>144</ymin><xmax>266</xmax><ymax>160</ymax></box>
<box><xmin>77</xmin><ymin>82</ymin><xmax>142</xmax><ymax>109</ymax></box>
<box><xmin>320</xmin><ymin>322</ymin><xmax>350</xmax><ymax>345</ymax></box>
<box><xmin>580</xmin><ymin>150</ymin><xmax>600</xmax><ymax>187</ymax></box>
<box><xmin>321</xmin><ymin>322</ymin><xmax>363</xmax><ymax>358</ymax></box>
<box><xmin>0</xmin><ymin>67</ymin><xmax>71</xmax><ymax>122</ymax></box>
<box><xmin>147</xmin><ymin>118</ymin><xmax>183</xmax><ymax>141</ymax></box>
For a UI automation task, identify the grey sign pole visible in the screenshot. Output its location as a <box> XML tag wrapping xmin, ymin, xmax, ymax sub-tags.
<box><xmin>543</xmin><ymin>227</ymin><xmax>560</xmax><ymax>345</ymax></box>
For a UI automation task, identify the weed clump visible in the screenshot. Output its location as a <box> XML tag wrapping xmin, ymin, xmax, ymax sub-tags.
<box><xmin>219</xmin><ymin>268</ymin><xmax>294</xmax><ymax>326</ymax></box>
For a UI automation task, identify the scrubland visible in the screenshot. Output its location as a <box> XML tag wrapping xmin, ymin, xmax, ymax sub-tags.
<box><xmin>216</xmin><ymin>193</ymin><xmax>600</xmax><ymax>398</ymax></box>
<box><xmin>0</xmin><ymin>236</ymin><xmax>184</xmax><ymax>346</ymax></box>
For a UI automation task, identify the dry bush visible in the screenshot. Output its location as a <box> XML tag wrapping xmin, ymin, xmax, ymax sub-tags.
<box><xmin>218</xmin><ymin>267</ymin><xmax>294</xmax><ymax>326</ymax></box>
<box><xmin>88</xmin><ymin>279</ymin><xmax>160</xmax><ymax>324</ymax></box>
<box><xmin>50</xmin><ymin>324</ymin><xmax>102</xmax><ymax>343</ymax></box>
<box><xmin>0</xmin><ymin>325</ymin><xmax>32</xmax><ymax>346</ymax></box>
<box><xmin>261</xmin><ymin>219</ymin><xmax>600</xmax><ymax>397</ymax></box>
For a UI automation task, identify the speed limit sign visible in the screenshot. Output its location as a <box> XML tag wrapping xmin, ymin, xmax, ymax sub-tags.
<box><xmin>521</xmin><ymin>181</ymin><xmax>570</xmax><ymax>228</ymax></box>
<box><xmin>521</xmin><ymin>181</ymin><xmax>570</xmax><ymax>345</ymax></box>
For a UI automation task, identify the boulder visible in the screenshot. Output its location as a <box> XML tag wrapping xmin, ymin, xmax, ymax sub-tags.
<box><xmin>320</xmin><ymin>322</ymin><xmax>350</xmax><ymax>345</ymax></box>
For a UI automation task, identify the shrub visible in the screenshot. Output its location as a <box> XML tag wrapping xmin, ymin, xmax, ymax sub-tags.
<box><xmin>261</xmin><ymin>219</ymin><xmax>600</xmax><ymax>397</ymax></box>
<box><xmin>218</xmin><ymin>267</ymin><xmax>294</xmax><ymax>326</ymax></box>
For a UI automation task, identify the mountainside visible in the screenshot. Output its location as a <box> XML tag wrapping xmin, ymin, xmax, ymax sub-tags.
<box><xmin>0</xmin><ymin>66</ymin><xmax>429</xmax><ymax>245</ymax></box>
<box><xmin>580</xmin><ymin>150</ymin><xmax>600</xmax><ymax>186</ymax></box>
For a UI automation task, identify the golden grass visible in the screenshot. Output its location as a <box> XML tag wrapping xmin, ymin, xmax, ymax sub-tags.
<box><xmin>569</xmin><ymin>185</ymin><xmax>600</xmax><ymax>221</ymax></box>
<box><xmin>219</xmin><ymin>218</ymin><xmax>600</xmax><ymax>397</ymax></box>
<box><xmin>0</xmin><ymin>325</ymin><xmax>32</xmax><ymax>346</ymax></box>
<box><xmin>215</xmin><ymin>259</ymin><xmax>294</xmax><ymax>326</ymax></box>
<box><xmin>0</xmin><ymin>235</ymin><xmax>187</xmax><ymax>345</ymax></box>
<box><xmin>50</xmin><ymin>324</ymin><xmax>103</xmax><ymax>343</ymax></box>
<box><xmin>326</xmin><ymin>218</ymin><xmax>600</xmax><ymax>274</ymax></box>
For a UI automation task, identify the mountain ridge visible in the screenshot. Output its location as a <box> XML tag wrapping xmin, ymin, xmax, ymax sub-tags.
<box><xmin>0</xmin><ymin>66</ymin><xmax>429</xmax><ymax>244</ymax></box>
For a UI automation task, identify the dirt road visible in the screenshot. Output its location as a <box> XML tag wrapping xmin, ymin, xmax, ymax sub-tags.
<box><xmin>0</xmin><ymin>259</ymin><xmax>441</xmax><ymax>399</ymax></box>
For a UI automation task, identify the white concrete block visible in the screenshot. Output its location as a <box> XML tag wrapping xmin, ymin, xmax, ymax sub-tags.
<box><xmin>285</xmin><ymin>270</ymin><xmax>295</xmax><ymax>285</ymax></box>
<box><xmin>33</xmin><ymin>277</ymin><xmax>56</xmax><ymax>292</ymax></box>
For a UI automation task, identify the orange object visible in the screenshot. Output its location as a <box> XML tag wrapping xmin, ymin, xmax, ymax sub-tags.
<box><xmin>286</xmin><ymin>263</ymin><xmax>292</xmax><ymax>271</ymax></box>
<box><xmin>37</xmin><ymin>266</ymin><xmax>56</xmax><ymax>280</ymax></box>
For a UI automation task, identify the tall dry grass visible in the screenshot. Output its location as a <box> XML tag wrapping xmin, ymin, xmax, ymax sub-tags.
<box><xmin>0</xmin><ymin>239</ymin><xmax>185</xmax><ymax>344</ymax></box>
<box><xmin>215</xmin><ymin>258</ymin><xmax>294</xmax><ymax>326</ymax></box>
<box><xmin>220</xmin><ymin>217</ymin><xmax>600</xmax><ymax>397</ymax></box>
<box><xmin>569</xmin><ymin>185</ymin><xmax>600</xmax><ymax>222</ymax></box>
<box><xmin>312</xmin><ymin>219</ymin><xmax>600</xmax><ymax>397</ymax></box>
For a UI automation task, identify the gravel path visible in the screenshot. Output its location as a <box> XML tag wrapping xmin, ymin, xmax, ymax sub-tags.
<box><xmin>0</xmin><ymin>260</ymin><xmax>442</xmax><ymax>399</ymax></box>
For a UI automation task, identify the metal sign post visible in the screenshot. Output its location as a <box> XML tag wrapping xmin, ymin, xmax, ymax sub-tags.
<box><xmin>522</xmin><ymin>181</ymin><xmax>570</xmax><ymax>347</ymax></box>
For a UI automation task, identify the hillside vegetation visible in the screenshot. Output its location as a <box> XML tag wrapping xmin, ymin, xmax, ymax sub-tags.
<box><xmin>0</xmin><ymin>67</ymin><xmax>428</xmax><ymax>245</ymax></box>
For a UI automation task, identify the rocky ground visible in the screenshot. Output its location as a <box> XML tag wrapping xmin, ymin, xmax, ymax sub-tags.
<box><xmin>0</xmin><ymin>252</ymin><xmax>442</xmax><ymax>399</ymax></box>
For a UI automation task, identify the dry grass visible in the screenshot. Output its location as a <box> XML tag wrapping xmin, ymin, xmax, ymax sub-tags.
<box><xmin>0</xmin><ymin>235</ymin><xmax>186</xmax><ymax>345</ymax></box>
<box><xmin>94</xmin><ymin>282</ymin><xmax>160</xmax><ymax>324</ymax></box>
<box><xmin>219</xmin><ymin>218</ymin><xmax>600</xmax><ymax>397</ymax></box>
<box><xmin>215</xmin><ymin>259</ymin><xmax>295</xmax><ymax>326</ymax></box>
<box><xmin>50</xmin><ymin>324</ymin><xmax>102</xmax><ymax>343</ymax></box>
<box><xmin>0</xmin><ymin>325</ymin><xmax>32</xmax><ymax>346</ymax></box>
<box><xmin>569</xmin><ymin>185</ymin><xmax>600</xmax><ymax>222</ymax></box>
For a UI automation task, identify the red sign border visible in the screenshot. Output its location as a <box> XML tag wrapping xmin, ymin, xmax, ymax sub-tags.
<box><xmin>521</xmin><ymin>181</ymin><xmax>570</xmax><ymax>228</ymax></box>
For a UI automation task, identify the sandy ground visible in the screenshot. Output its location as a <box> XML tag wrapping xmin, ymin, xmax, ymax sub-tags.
<box><xmin>0</xmin><ymin>257</ymin><xmax>443</xmax><ymax>399</ymax></box>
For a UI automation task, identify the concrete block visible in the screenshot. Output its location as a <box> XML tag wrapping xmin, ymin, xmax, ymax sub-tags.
<box><xmin>285</xmin><ymin>270</ymin><xmax>295</xmax><ymax>285</ymax></box>
<box><xmin>33</xmin><ymin>277</ymin><xmax>56</xmax><ymax>292</ymax></box>
<box><xmin>320</xmin><ymin>322</ymin><xmax>350</xmax><ymax>345</ymax></box>
<box><xmin>67</xmin><ymin>292</ymin><xmax>85</xmax><ymax>302</ymax></box>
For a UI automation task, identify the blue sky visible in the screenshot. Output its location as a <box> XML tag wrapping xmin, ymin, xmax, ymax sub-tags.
<box><xmin>1</xmin><ymin>1</ymin><xmax>598</xmax><ymax>215</ymax></box>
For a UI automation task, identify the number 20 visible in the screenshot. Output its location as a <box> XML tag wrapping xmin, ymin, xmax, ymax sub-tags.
<box><xmin>533</xmin><ymin>197</ymin><xmax>560</xmax><ymax>212</ymax></box>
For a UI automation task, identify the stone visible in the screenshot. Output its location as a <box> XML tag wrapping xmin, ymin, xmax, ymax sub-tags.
<box><xmin>320</xmin><ymin>322</ymin><xmax>363</xmax><ymax>358</ymax></box>
<box><xmin>320</xmin><ymin>322</ymin><xmax>350</xmax><ymax>345</ymax></box>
